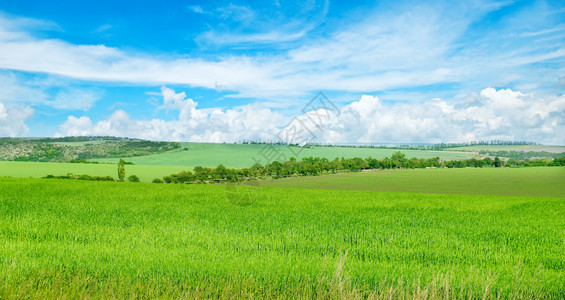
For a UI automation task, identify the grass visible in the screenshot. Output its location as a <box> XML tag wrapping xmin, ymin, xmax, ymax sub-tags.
<box><xmin>0</xmin><ymin>177</ymin><xmax>564</xmax><ymax>298</ymax></box>
<box><xmin>264</xmin><ymin>167</ymin><xmax>565</xmax><ymax>198</ymax></box>
<box><xmin>0</xmin><ymin>161</ymin><xmax>192</xmax><ymax>183</ymax></box>
<box><xmin>93</xmin><ymin>142</ymin><xmax>475</xmax><ymax>167</ymax></box>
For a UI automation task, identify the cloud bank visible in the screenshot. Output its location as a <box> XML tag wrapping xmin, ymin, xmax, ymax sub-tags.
<box><xmin>57</xmin><ymin>87</ymin><xmax>565</xmax><ymax>145</ymax></box>
<box><xmin>320</xmin><ymin>89</ymin><xmax>565</xmax><ymax>145</ymax></box>
<box><xmin>57</xmin><ymin>87</ymin><xmax>285</xmax><ymax>142</ymax></box>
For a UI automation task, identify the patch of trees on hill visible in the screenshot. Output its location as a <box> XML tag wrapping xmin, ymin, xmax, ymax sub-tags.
<box><xmin>159</xmin><ymin>152</ymin><xmax>565</xmax><ymax>184</ymax></box>
<box><xmin>0</xmin><ymin>137</ymin><xmax>181</xmax><ymax>162</ymax></box>
<box><xmin>478</xmin><ymin>150</ymin><xmax>564</xmax><ymax>160</ymax></box>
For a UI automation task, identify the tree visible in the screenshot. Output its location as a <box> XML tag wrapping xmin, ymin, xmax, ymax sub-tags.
<box><xmin>214</xmin><ymin>164</ymin><xmax>228</xmax><ymax>179</ymax></box>
<box><xmin>494</xmin><ymin>156</ymin><xmax>502</xmax><ymax>168</ymax></box>
<box><xmin>391</xmin><ymin>151</ymin><xmax>407</xmax><ymax>168</ymax></box>
<box><xmin>117</xmin><ymin>159</ymin><xmax>126</xmax><ymax>181</ymax></box>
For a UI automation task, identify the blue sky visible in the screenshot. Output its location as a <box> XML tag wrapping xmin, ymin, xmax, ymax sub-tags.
<box><xmin>0</xmin><ymin>0</ymin><xmax>564</xmax><ymax>144</ymax></box>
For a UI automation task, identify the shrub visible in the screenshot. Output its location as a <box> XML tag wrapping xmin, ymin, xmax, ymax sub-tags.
<box><xmin>128</xmin><ymin>175</ymin><xmax>140</xmax><ymax>182</ymax></box>
<box><xmin>99</xmin><ymin>176</ymin><xmax>115</xmax><ymax>181</ymax></box>
<box><xmin>77</xmin><ymin>174</ymin><xmax>94</xmax><ymax>180</ymax></box>
<box><xmin>152</xmin><ymin>178</ymin><xmax>163</xmax><ymax>183</ymax></box>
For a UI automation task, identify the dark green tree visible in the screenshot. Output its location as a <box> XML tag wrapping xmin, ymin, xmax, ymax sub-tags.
<box><xmin>494</xmin><ymin>156</ymin><xmax>502</xmax><ymax>168</ymax></box>
<box><xmin>214</xmin><ymin>164</ymin><xmax>228</xmax><ymax>179</ymax></box>
<box><xmin>118</xmin><ymin>159</ymin><xmax>126</xmax><ymax>181</ymax></box>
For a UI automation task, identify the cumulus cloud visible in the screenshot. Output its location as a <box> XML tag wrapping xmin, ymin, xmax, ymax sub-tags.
<box><xmin>318</xmin><ymin>88</ymin><xmax>565</xmax><ymax>145</ymax></box>
<box><xmin>57</xmin><ymin>87</ymin><xmax>285</xmax><ymax>142</ymax></box>
<box><xmin>0</xmin><ymin>102</ymin><xmax>34</xmax><ymax>137</ymax></box>
<box><xmin>56</xmin><ymin>87</ymin><xmax>565</xmax><ymax>145</ymax></box>
<box><xmin>57</xmin><ymin>116</ymin><xmax>93</xmax><ymax>136</ymax></box>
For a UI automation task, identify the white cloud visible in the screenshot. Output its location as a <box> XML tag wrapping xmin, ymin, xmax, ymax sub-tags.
<box><xmin>0</xmin><ymin>71</ymin><xmax>101</xmax><ymax>111</ymax></box>
<box><xmin>57</xmin><ymin>87</ymin><xmax>285</xmax><ymax>142</ymax></box>
<box><xmin>56</xmin><ymin>87</ymin><xmax>565</xmax><ymax>145</ymax></box>
<box><xmin>0</xmin><ymin>72</ymin><xmax>47</xmax><ymax>105</ymax></box>
<box><xmin>56</xmin><ymin>116</ymin><xmax>93</xmax><ymax>137</ymax></box>
<box><xmin>187</xmin><ymin>5</ymin><xmax>206</xmax><ymax>14</ymax></box>
<box><xmin>160</xmin><ymin>86</ymin><xmax>197</xmax><ymax>111</ymax></box>
<box><xmin>318</xmin><ymin>88</ymin><xmax>565</xmax><ymax>145</ymax></box>
<box><xmin>0</xmin><ymin>102</ymin><xmax>34</xmax><ymax>137</ymax></box>
<box><xmin>93</xmin><ymin>24</ymin><xmax>113</xmax><ymax>34</ymax></box>
<box><xmin>46</xmin><ymin>89</ymin><xmax>102</xmax><ymax>111</ymax></box>
<box><xmin>217</xmin><ymin>4</ymin><xmax>256</xmax><ymax>22</ymax></box>
<box><xmin>197</xmin><ymin>1</ymin><xmax>329</xmax><ymax>46</ymax></box>
<box><xmin>0</xmin><ymin>2</ymin><xmax>563</xmax><ymax>103</ymax></box>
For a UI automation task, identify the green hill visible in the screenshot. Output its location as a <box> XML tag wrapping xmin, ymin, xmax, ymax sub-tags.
<box><xmin>93</xmin><ymin>142</ymin><xmax>474</xmax><ymax>168</ymax></box>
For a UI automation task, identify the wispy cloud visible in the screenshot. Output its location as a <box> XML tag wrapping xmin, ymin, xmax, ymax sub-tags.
<box><xmin>195</xmin><ymin>0</ymin><xmax>329</xmax><ymax>47</ymax></box>
<box><xmin>216</xmin><ymin>4</ymin><xmax>256</xmax><ymax>22</ymax></box>
<box><xmin>187</xmin><ymin>5</ymin><xmax>207</xmax><ymax>15</ymax></box>
<box><xmin>93</xmin><ymin>24</ymin><xmax>113</xmax><ymax>33</ymax></box>
<box><xmin>0</xmin><ymin>0</ymin><xmax>563</xmax><ymax>106</ymax></box>
<box><xmin>0</xmin><ymin>72</ymin><xmax>47</xmax><ymax>105</ymax></box>
<box><xmin>46</xmin><ymin>88</ymin><xmax>102</xmax><ymax>111</ymax></box>
<box><xmin>0</xmin><ymin>71</ymin><xmax>100</xmax><ymax>111</ymax></box>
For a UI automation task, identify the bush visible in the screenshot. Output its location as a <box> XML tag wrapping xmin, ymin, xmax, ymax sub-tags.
<box><xmin>99</xmin><ymin>176</ymin><xmax>115</xmax><ymax>181</ymax></box>
<box><xmin>152</xmin><ymin>178</ymin><xmax>163</xmax><ymax>183</ymax></box>
<box><xmin>128</xmin><ymin>175</ymin><xmax>140</xmax><ymax>182</ymax></box>
<box><xmin>77</xmin><ymin>174</ymin><xmax>94</xmax><ymax>180</ymax></box>
<box><xmin>42</xmin><ymin>174</ymin><xmax>114</xmax><ymax>181</ymax></box>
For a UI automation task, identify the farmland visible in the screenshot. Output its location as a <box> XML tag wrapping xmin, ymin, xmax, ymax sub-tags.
<box><xmin>1</xmin><ymin>166</ymin><xmax>564</xmax><ymax>298</ymax></box>
<box><xmin>448</xmin><ymin>144</ymin><xmax>565</xmax><ymax>153</ymax></box>
<box><xmin>0</xmin><ymin>161</ymin><xmax>192</xmax><ymax>183</ymax></box>
<box><xmin>264</xmin><ymin>167</ymin><xmax>565</xmax><ymax>198</ymax></box>
<box><xmin>94</xmin><ymin>142</ymin><xmax>476</xmax><ymax>167</ymax></box>
<box><xmin>0</xmin><ymin>141</ymin><xmax>480</xmax><ymax>182</ymax></box>
<box><xmin>1</xmin><ymin>140</ymin><xmax>564</xmax><ymax>298</ymax></box>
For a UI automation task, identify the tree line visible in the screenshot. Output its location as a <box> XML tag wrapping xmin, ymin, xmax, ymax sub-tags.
<box><xmin>42</xmin><ymin>152</ymin><xmax>565</xmax><ymax>184</ymax></box>
<box><xmin>159</xmin><ymin>152</ymin><xmax>565</xmax><ymax>184</ymax></box>
<box><xmin>234</xmin><ymin>140</ymin><xmax>539</xmax><ymax>150</ymax></box>
<box><xmin>477</xmin><ymin>150</ymin><xmax>564</xmax><ymax>160</ymax></box>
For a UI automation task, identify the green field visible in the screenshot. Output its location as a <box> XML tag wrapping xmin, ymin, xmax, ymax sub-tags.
<box><xmin>93</xmin><ymin>143</ymin><xmax>475</xmax><ymax>167</ymax></box>
<box><xmin>264</xmin><ymin>167</ymin><xmax>565</xmax><ymax>198</ymax></box>
<box><xmin>1</xmin><ymin>167</ymin><xmax>564</xmax><ymax>298</ymax></box>
<box><xmin>449</xmin><ymin>145</ymin><xmax>565</xmax><ymax>153</ymax></box>
<box><xmin>0</xmin><ymin>161</ymin><xmax>192</xmax><ymax>182</ymax></box>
